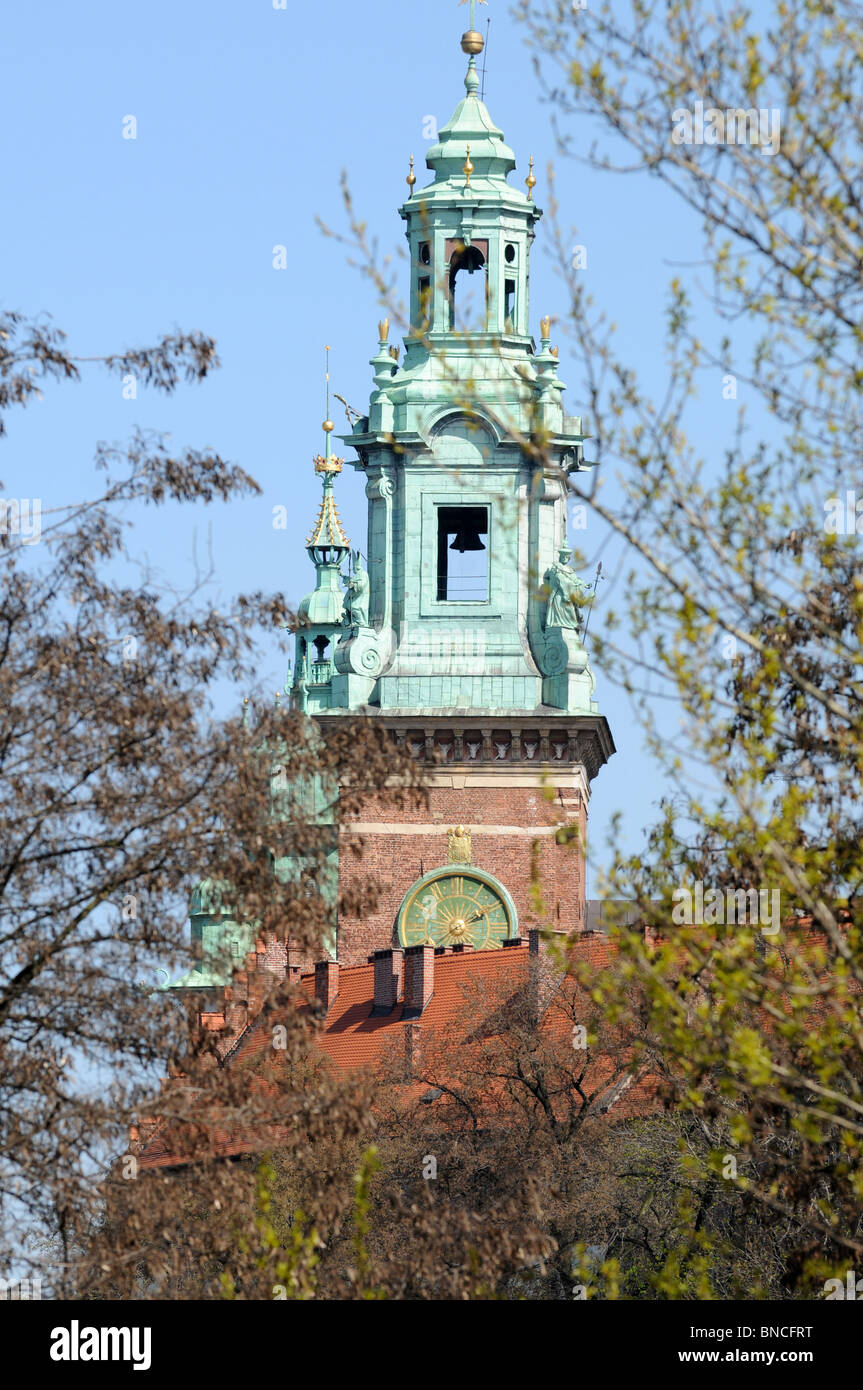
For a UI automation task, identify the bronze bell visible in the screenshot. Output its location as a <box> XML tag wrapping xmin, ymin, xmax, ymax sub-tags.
<box><xmin>450</xmin><ymin>525</ymin><xmax>486</xmax><ymax>554</ymax></box>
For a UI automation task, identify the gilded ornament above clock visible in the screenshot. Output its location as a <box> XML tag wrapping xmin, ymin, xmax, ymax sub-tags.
<box><xmin>447</xmin><ymin>825</ymin><xmax>472</xmax><ymax>863</ymax></box>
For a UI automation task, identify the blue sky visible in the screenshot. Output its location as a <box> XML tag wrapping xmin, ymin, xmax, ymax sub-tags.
<box><xmin>1</xmin><ymin>1</ymin><xmax>736</xmax><ymax>889</ymax></box>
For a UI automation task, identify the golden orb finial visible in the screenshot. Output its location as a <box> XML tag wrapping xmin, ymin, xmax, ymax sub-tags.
<box><xmin>460</xmin><ymin>2</ymin><xmax>487</xmax><ymax>56</ymax></box>
<box><xmin>322</xmin><ymin>419</ymin><xmax>334</xmax><ymax>433</ymax></box>
<box><xmin>526</xmin><ymin>155</ymin><xmax>537</xmax><ymax>200</ymax></box>
<box><xmin>406</xmin><ymin>153</ymin><xmax>416</xmax><ymax>192</ymax></box>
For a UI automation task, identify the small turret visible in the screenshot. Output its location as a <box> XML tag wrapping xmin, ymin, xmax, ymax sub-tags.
<box><xmin>293</xmin><ymin>434</ymin><xmax>349</xmax><ymax>702</ymax></box>
<box><xmin>292</xmin><ymin>350</ymin><xmax>351</xmax><ymax>710</ymax></box>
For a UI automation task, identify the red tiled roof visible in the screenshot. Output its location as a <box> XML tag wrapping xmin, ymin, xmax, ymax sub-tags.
<box><xmin>135</xmin><ymin>919</ymin><xmax>848</xmax><ymax>1169</ymax></box>
<box><xmin>231</xmin><ymin>943</ymin><xmax>536</xmax><ymax>1073</ymax></box>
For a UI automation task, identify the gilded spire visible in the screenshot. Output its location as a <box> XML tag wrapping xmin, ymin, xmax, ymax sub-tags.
<box><xmin>307</xmin><ymin>346</ymin><xmax>350</xmax><ymax>551</ymax></box>
<box><xmin>305</xmin><ymin>477</ymin><xmax>350</xmax><ymax>549</ymax></box>
<box><xmin>406</xmin><ymin>154</ymin><xmax>416</xmax><ymax>193</ymax></box>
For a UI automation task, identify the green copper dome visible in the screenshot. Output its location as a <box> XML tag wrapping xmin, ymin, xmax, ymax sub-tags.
<box><xmin>297</xmin><ymin>574</ymin><xmax>344</xmax><ymax>627</ymax></box>
<box><xmin>425</xmin><ymin>93</ymin><xmax>517</xmax><ymax>190</ymax></box>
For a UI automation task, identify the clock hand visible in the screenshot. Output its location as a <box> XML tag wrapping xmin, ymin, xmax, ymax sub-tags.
<box><xmin>443</xmin><ymin>912</ymin><xmax>481</xmax><ymax>939</ymax></box>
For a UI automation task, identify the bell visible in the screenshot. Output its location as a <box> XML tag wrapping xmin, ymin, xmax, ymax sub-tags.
<box><xmin>449</xmin><ymin>526</ymin><xmax>486</xmax><ymax>554</ymax></box>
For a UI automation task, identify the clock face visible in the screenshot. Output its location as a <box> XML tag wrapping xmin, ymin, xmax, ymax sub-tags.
<box><xmin>397</xmin><ymin>869</ymin><xmax>514</xmax><ymax>950</ymax></box>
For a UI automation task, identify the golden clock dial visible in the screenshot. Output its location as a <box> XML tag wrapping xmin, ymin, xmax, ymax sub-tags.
<box><xmin>398</xmin><ymin>871</ymin><xmax>513</xmax><ymax>950</ymax></box>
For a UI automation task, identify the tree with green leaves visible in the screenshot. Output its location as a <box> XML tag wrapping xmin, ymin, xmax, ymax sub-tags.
<box><xmin>511</xmin><ymin>0</ymin><xmax>863</xmax><ymax>1294</ymax></box>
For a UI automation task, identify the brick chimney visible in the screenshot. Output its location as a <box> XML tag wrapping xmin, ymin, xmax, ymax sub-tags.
<box><xmin>528</xmin><ymin>929</ymin><xmax>567</xmax><ymax>1016</ymax></box>
<box><xmin>403</xmin><ymin>943</ymin><xmax>434</xmax><ymax>1019</ymax></box>
<box><xmin>529</xmin><ymin>928</ymin><xmax>567</xmax><ymax>958</ymax></box>
<box><xmin>314</xmin><ymin>958</ymin><xmax>339</xmax><ymax>1012</ymax></box>
<box><xmin>372</xmin><ymin>948</ymin><xmax>403</xmax><ymax>1015</ymax></box>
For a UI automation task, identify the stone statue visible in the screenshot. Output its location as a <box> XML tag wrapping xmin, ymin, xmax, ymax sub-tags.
<box><xmin>343</xmin><ymin>550</ymin><xmax>370</xmax><ymax>628</ymax></box>
<box><xmin>543</xmin><ymin>546</ymin><xmax>590</xmax><ymax>633</ymax></box>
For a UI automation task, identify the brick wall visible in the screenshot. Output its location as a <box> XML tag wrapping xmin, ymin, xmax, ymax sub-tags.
<box><xmin>336</xmin><ymin>773</ymin><xmax>588</xmax><ymax>966</ymax></box>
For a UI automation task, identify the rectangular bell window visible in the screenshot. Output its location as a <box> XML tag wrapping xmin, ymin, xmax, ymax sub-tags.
<box><xmin>418</xmin><ymin>276</ymin><xmax>431</xmax><ymax>329</ymax></box>
<box><xmin>436</xmin><ymin>505</ymin><xmax>489</xmax><ymax>601</ymax></box>
<box><xmin>504</xmin><ymin>278</ymin><xmax>516</xmax><ymax>331</ymax></box>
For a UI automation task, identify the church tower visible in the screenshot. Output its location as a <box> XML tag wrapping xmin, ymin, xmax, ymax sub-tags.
<box><xmin>291</xmin><ymin>10</ymin><xmax>614</xmax><ymax>967</ymax></box>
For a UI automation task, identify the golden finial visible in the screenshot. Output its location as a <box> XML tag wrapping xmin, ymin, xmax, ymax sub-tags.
<box><xmin>550</xmin><ymin>345</ymin><xmax>559</xmax><ymax>359</ymax></box>
<box><xmin>463</xmin><ymin>142</ymin><xmax>474</xmax><ymax>188</ymax></box>
<box><xmin>540</xmin><ymin>314</ymin><xmax>551</xmax><ymax>341</ymax></box>
<box><xmin>378</xmin><ymin>317</ymin><xmax>389</xmax><ymax>343</ymax></box>
<box><xmin>406</xmin><ymin>154</ymin><xmax>416</xmax><ymax>192</ymax></box>
<box><xmin>389</xmin><ymin>345</ymin><xmax>399</xmax><ymax>361</ymax></box>
<box><xmin>526</xmin><ymin>155</ymin><xmax>537</xmax><ymax>200</ymax></box>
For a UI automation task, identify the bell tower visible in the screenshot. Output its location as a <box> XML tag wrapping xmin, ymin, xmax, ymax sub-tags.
<box><xmin>290</xmin><ymin>8</ymin><xmax>614</xmax><ymax>966</ymax></box>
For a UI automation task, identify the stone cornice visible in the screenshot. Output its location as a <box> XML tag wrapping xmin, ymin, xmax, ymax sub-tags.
<box><xmin>315</xmin><ymin>711</ymin><xmax>615</xmax><ymax>785</ymax></box>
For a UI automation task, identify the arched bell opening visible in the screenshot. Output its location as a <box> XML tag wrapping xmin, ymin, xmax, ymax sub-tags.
<box><xmin>447</xmin><ymin>242</ymin><xmax>486</xmax><ymax>331</ymax></box>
